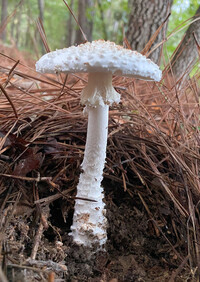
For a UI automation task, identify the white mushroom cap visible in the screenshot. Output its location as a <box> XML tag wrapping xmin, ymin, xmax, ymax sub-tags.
<box><xmin>36</xmin><ymin>40</ymin><xmax>162</xmax><ymax>82</ymax></box>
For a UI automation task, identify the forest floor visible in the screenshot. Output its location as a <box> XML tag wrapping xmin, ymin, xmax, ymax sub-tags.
<box><xmin>3</xmin><ymin>179</ymin><xmax>191</xmax><ymax>282</ymax></box>
<box><xmin>0</xmin><ymin>44</ymin><xmax>199</xmax><ymax>282</ymax></box>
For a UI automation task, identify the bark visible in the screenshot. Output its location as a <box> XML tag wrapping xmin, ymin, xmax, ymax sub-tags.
<box><xmin>75</xmin><ymin>0</ymin><xmax>94</xmax><ymax>44</ymax></box>
<box><xmin>25</xmin><ymin>6</ymin><xmax>31</xmax><ymax>49</ymax></box>
<box><xmin>0</xmin><ymin>0</ymin><xmax>8</xmax><ymax>41</ymax></box>
<box><xmin>38</xmin><ymin>0</ymin><xmax>44</xmax><ymax>22</ymax></box>
<box><xmin>67</xmin><ymin>0</ymin><xmax>75</xmax><ymax>46</ymax></box>
<box><xmin>170</xmin><ymin>5</ymin><xmax>200</xmax><ymax>81</ymax></box>
<box><xmin>97</xmin><ymin>0</ymin><xmax>108</xmax><ymax>40</ymax></box>
<box><xmin>10</xmin><ymin>18</ymin><xmax>15</xmax><ymax>39</ymax></box>
<box><xmin>37</xmin><ymin>0</ymin><xmax>45</xmax><ymax>53</ymax></box>
<box><xmin>126</xmin><ymin>0</ymin><xmax>173</xmax><ymax>64</ymax></box>
<box><xmin>15</xmin><ymin>11</ymin><xmax>22</xmax><ymax>47</ymax></box>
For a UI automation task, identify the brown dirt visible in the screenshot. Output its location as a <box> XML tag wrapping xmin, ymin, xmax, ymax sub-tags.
<box><xmin>1</xmin><ymin>148</ymin><xmax>192</xmax><ymax>281</ymax></box>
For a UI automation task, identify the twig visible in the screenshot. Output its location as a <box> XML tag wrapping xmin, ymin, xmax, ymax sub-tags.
<box><xmin>26</xmin><ymin>258</ymin><xmax>68</xmax><ymax>273</ymax></box>
<box><xmin>3</xmin><ymin>60</ymin><xmax>20</xmax><ymax>89</ymax></box>
<box><xmin>6</xmin><ymin>263</ymin><xmax>47</xmax><ymax>273</ymax></box>
<box><xmin>31</xmin><ymin>183</ymin><xmax>49</xmax><ymax>260</ymax></box>
<box><xmin>0</xmin><ymin>84</ymin><xmax>18</xmax><ymax>118</ymax></box>
<box><xmin>30</xmin><ymin>221</ymin><xmax>45</xmax><ymax>260</ymax></box>
<box><xmin>168</xmin><ymin>254</ymin><xmax>190</xmax><ymax>282</ymax></box>
<box><xmin>36</xmin><ymin>18</ymin><xmax>51</xmax><ymax>53</ymax></box>
<box><xmin>0</xmin><ymin>173</ymin><xmax>52</xmax><ymax>182</ymax></box>
<box><xmin>48</xmin><ymin>272</ymin><xmax>55</xmax><ymax>282</ymax></box>
<box><xmin>0</xmin><ymin>267</ymin><xmax>8</xmax><ymax>282</ymax></box>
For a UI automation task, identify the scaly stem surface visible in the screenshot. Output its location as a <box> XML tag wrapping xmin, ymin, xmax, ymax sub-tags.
<box><xmin>71</xmin><ymin>72</ymin><xmax>120</xmax><ymax>248</ymax></box>
<box><xmin>70</xmin><ymin>105</ymin><xmax>108</xmax><ymax>247</ymax></box>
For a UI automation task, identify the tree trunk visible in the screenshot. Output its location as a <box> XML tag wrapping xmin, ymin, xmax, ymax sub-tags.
<box><xmin>37</xmin><ymin>0</ymin><xmax>45</xmax><ymax>53</ymax></box>
<box><xmin>97</xmin><ymin>0</ymin><xmax>108</xmax><ymax>40</ymax></box>
<box><xmin>25</xmin><ymin>4</ymin><xmax>31</xmax><ymax>49</ymax></box>
<box><xmin>10</xmin><ymin>17</ymin><xmax>15</xmax><ymax>39</ymax></box>
<box><xmin>38</xmin><ymin>0</ymin><xmax>44</xmax><ymax>22</ymax></box>
<box><xmin>126</xmin><ymin>0</ymin><xmax>173</xmax><ymax>64</ymax></box>
<box><xmin>15</xmin><ymin>11</ymin><xmax>22</xmax><ymax>47</ymax></box>
<box><xmin>0</xmin><ymin>0</ymin><xmax>8</xmax><ymax>41</ymax></box>
<box><xmin>75</xmin><ymin>0</ymin><xmax>94</xmax><ymax>44</ymax></box>
<box><xmin>67</xmin><ymin>0</ymin><xmax>75</xmax><ymax>46</ymax></box>
<box><xmin>170</xmin><ymin>5</ymin><xmax>200</xmax><ymax>81</ymax></box>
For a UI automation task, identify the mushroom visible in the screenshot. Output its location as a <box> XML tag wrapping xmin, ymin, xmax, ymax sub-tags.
<box><xmin>36</xmin><ymin>40</ymin><xmax>162</xmax><ymax>250</ymax></box>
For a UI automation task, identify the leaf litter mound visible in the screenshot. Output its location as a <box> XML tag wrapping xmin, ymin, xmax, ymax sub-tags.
<box><xmin>0</xmin><ymin>48</ymin><xmax>200</xmax><ymax>282</ymax></box>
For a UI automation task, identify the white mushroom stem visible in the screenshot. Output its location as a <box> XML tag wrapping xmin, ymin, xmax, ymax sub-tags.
<box><xmin>35</xmin><ymin>40</ymin><xmax>162</xmax><ymax>249</ymax></box>
<box><xmin>70</xmin><ymin>105</ymin><xmax>108</xmax><ymax>247</ymax></box>
<box><xmin>70</xmin><ymin>72</ymin><xmax>120</xmax><ymax>248</ymax></box>
<box><xmin>81</xmin><ymin>72</ymin><xmax>120</xmax><ymax>106</ymax></box>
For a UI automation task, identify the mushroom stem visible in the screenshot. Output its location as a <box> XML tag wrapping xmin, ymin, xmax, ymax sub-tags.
<box><xmin>81</xmin><ymin>72</ymin><xmax>120</xmax><ymax>106</ymax></box>
<box><xmin>70</xmin><ymin>104</ymin><xmax>108</xmax><ymax>248</ymax></box>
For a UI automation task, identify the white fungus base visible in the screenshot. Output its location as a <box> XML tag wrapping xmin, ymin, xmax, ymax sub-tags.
<box><xmin>70</xmin><ymin>105</ymin><xmax>109</xmax><ymax>248</ymax></box>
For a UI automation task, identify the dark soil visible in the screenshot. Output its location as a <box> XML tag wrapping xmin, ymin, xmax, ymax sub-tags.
<box><xmin>2</xmin><ymin>177</ymin><xmax>191</xmax><ymax>282</ymax></box>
